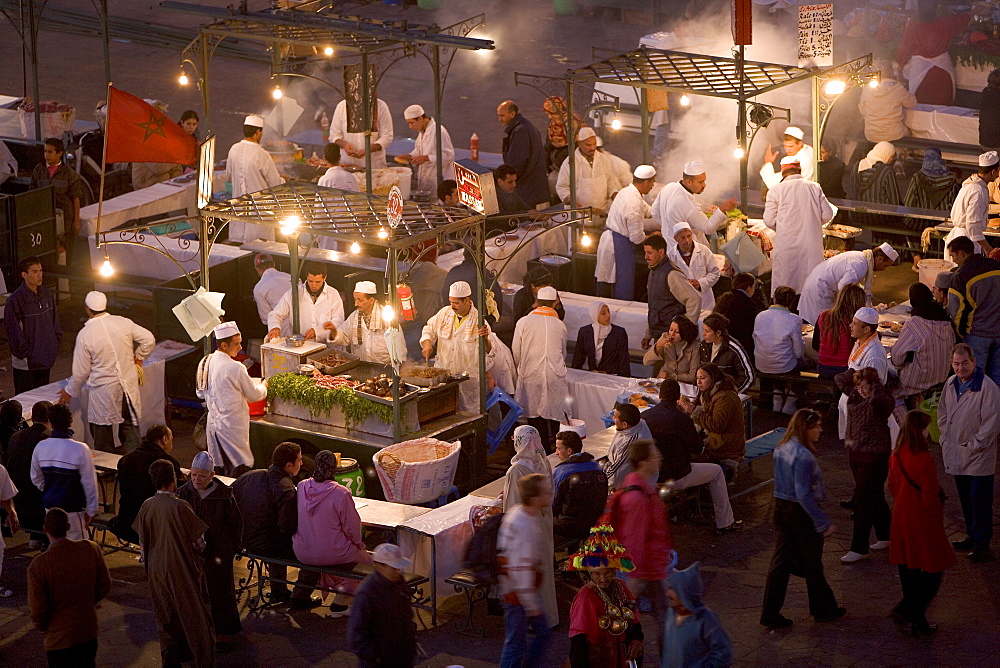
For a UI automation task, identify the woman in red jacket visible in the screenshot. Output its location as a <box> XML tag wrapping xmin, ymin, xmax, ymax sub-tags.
<box><xmin>888</xmin><ymin>410</ymin><xmax>955</xmax><ymax>636</ymax></box>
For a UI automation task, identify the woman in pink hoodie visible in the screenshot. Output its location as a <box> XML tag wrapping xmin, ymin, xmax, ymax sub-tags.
<box><xmin>293</xmin><ymin>450</ymin><xmax>372</xmax><ymax>616</ymax></box>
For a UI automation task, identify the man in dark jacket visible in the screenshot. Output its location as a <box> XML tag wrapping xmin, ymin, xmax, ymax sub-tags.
<box><xmin>111</xmin><ymin>425</ymin><xmax>185</xmax><ymax>544</ymax></box>
<box><xmin>714</xmin><ymin>272</ymin><xmax>765</xmax><ymax>360</ymax></box>
<box><xmin>946</xmin><ymin>235</ymin><xmax>1000</xmax><ymax>387</ymax></box>
<box><xmin>3</xmin><ymin>257</ymin><xmax>62</xmax><ymax>395</ymax></box>
<box><xmin>231</xmin><ymin>442</ymin><xmax>320</xmax><ymax>608</ymax></box>
<box><xmin>552</xmin><ymin>431</ymin><xmax>607</xmax><ymax>541</ymax></box>
<box><xmin>643</xmin><ymin>381</ymin><xmax>738</xmax><ymax>533</ymax></box>
<box><xmin>497</xmin><ymin>100</ymin><xmax>550</xmax><ymax>208</ymax></box>
<box><xmin>512</xmin><ymin>267</ymin><xmax>566</xmax><ymax>324</ymax></box>
<box><xmin>178</xmin><ymin>451</ymin><xmax>244</xmax><ymax>641</ymax></box>
<box><xmin>6</xmin><ymin>401</ymin><xmax>50</xmax><ymax>543</ymax></box>
<box><xmin>349</xmin><ymin>543</ymin><xmax>417</xmax><ymax>668</ymax></box>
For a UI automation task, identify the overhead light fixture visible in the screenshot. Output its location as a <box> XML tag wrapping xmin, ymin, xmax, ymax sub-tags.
<box><xmin>749</xmin><ymin>103</ymin><xmax>773</xmax><ymax>128</ymax></box>
<box><xmin>100</xmin><ymin>255</ymin><xmax>114</xmax><ymax>277</ymax></box>
<box><xmin>824</xmin><ymin>79</ymin><xmax>846</xmax><ymax>96</ymax></box>
<box><xmin>324</xmin><ymin>46</ymin><xmax>334</xmax><ymax>56</ymax></box>
<box><xmin>381</xmin><ymin>303</ymin><xmax>396</xmax><ymax>322</ymax></box>
<box><xmin>280</xmin><ymin>215</ymin><xmax>301</xmax><ymax>236</ymax></box>
<box><xmin>178</xmin><ymin>72</ymin><xmax>189</xmax><ymax>86</ymax></box>
<box><xmin>580</xmin><ymin>232</ymin><xmax>592</xmax><ymax>248</ymax></box>
<box><xmin>733</xmin><ymin>146</ymin><xmax>745</xmax><ymax>159</ymax></box>
<box><xmin>377</xmin><ymin>227</ymin><xmax>388</xmax><ymax>239</ymax></box>
<box><xmin>610</xmin><ymin>116</ymin><xmax>622</xmax><ymax>131</ymax></box>
<box><xmin>868</xmin><ymin>78</ymin><xmax>880</xmax><ymax>88</ymax></box>
<box><xmin>272</xmin><ymin>86</ymin><xmax>283</xmax><ymax>100</ymax></box>
<box><xmin>680</xmin><ymin>94</ymin><xmax>690</xmax><ymax>106</ymax></box>
<box><xmin>350</xmin><ymin>241</ymin><xmax>361</xmax><ymax>254</ymax></box>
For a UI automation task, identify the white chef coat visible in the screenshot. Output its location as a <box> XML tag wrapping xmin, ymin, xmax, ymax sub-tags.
<box><xmin>412</xmin><ymin>118</ymin><xmax>455</xmax><ymax>193</ymax></box>
<box><xmin>555</xmin><ymin>148</ymin><xmax>617</xmax><ymax>211</ymax></box>
<box><xmin>267</xmin><ymin>283</ymin><xmax>346</xmax><ymax>342</ymax></box>
<box><xmin>797</xmin><ymin>250</ymin><xmax>871</xmax><ymax>325</ymax></box>
<box><xmin>752</xmin><ymin>305</ymin><xmax>805</xmax><ymax>374</ymax></box>
<box><xmin>651</xmin><ymin>181</ymin><xmax>727</xmax><ymax>249</ymax></box>
<box><xmin>227</xmin><ymin>139</ymin><xmax>283</xmax><ymax>243</ymax></box>
<box><xmin>197</xmin><ymin>350</ymin><xmax>267</xmax><ymax>471</ymax></box>
<box><xmin>763</xmin><ymin>174</ymin><xmax>834</xmax><ymax>296</ymax></box>
<box><xmin>512</xmin><ymin>307</ymin><xmax>569</xmax><ymax>421</ymax></box>
<box><xmin>65</xmin><ymin>313</ymin><xmax>155</xmax><ymax>426</ymax></box>
<box><xmin>838</xmin><ymin>334</ymin><xmax>889</xmax><ymax>439</ymax></box>
<box><xmin>253</xmin><ymin>267</ymin><xmax>291</xmax><ymax>325</ymax></box>
<box><xmin>668</xmin><ymin>241</ymin><xmax>721</xmax><ymax>312</ymax></box>
<box><xmin>760</xmin><ymin>143</ymin><xmax>816</xmax><ymax>189</ymax></box>
<box><xmin>420</xmin><ymin>304</ymin><xmax>489</xmax><ymax>412</ymax></box>
<box><xmin>945</xmin><ymin>174</ymin><xmax>989</xmax><ymax>262</ymax></box>
<box><xmin>596</xmin><ymin>183</ymin><xmax>652</xmax><ymax>284</ymax></box>
<box><xmin>600</xmin><ymin>149</ymin><xmax>633</xmax><ymax>192</ymax></box>
<box><xmin>329</xmin><ymin>99</ymin><xmax>394</xmax><ymax>170</ymax></box>
<box><xmin>485</xmin><ymin>332</ymin><xmax>517</xmax><ymax>395</ymax></box>
<box><xmin>331</xmin><ymin>306</ymin><xmax>406</xmax><ymax>365</ymax></box>
<box><xmin>318</xmin><ymin>165</ymin><xmax>359</xmax><ymax>191</ymax></box>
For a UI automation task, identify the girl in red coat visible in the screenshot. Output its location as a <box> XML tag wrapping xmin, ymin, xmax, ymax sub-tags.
<box><xmin>888</xmin><ymin>410</ymin><xmax>956</xmax><ymax>636</ymax></box>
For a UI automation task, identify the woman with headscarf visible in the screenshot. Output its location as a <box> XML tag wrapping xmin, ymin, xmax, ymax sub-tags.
<box><xmin>903</xmin><ymin>148</ymin><xmax>959</xmax><ymax>241</ymax></box>
<box><xmin>854</xmin><ymin>141</ymin><xmax>903</xmax><ymax>234</ymax></box>
<box><xmin>890</xmin><ymin>283</ymin><xmax>955</xmax><ymax>416</ymax></box>
<box><xmin>502</xmin><ymin>425</ymin><xmax>558</xmax><ymax>627</ymax></box>
<box><xmin>543</xmin><ymin>96</ymin><xmax>583</xmax><ymax>173</ymax></box>
<box><xmin>571</xmin><ymin>302</ymin><xmax>630</xmax><ymax>377</ymax></box>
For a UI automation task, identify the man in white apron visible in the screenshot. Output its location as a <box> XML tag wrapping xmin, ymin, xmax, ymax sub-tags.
<box><xmin>329</xmin><ymin>98</ymin><xmax>394</xmax><ymax>170</ymax></box>
<box><xmin>945</xmin><ymin>151</ymin><xmax>1000</xmax><ymax>262</ymax></box>
<box><xmin>798</xmin><ymin>244</ymin><xmax>898</xmax><ymax>325</ymax></box>
<box><xmin>667</xmin><ymin>222</ymin><xmax>720</xmax><ymax>313</ymax></box>
<box><xmin>596</xmin><ymin>165</ymin><xmax>657</xmax><ymax>301</ymax></box>
<box><xmin>555</xmin><ymin>127</ymin><xmax>618</xmax><ymax>214</ymax></box>
<box><xmin>226</xmin><ymin>114</ymin><xmax>283</xmax><ymax>243</ymax></box>
<box><xmin>401</xmin><ymin>104</ymin><xmax>454</xmax><ymax>194</ymax></box>
<box><xmin>60</xmin><ymin>291</ymin><xmax>155</xmax><ymax>454</ymax></box>
<box><xmin>330</xmin><ymin>281</ymin><xmax>406</xmax><ymax>365</ymax></box>
<box><xmin>266</xmin><ymin>261</ymin><xmax>345</xmax><ymax>343</ymax></box>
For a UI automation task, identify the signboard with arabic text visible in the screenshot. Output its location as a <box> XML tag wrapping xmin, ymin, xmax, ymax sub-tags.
<box><xmin>798</xmin><ymin>4</ymin><xmax>834</xmax><ymax>68</ymax></box>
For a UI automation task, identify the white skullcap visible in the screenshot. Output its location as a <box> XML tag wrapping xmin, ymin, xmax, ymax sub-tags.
<box><xmin>537</xmin><ymin>286</ymin><xmax>558</xmax><ymax>300</ymax></box>
<box><xmin>214</xmin><ymin>321</ymin><xmax>240</xmax><ymax>339</ymax></box>
<box><xmin>784</xmin><ymin>126</ymin><xmax>805</xmax><ymax>140</ymax></box>
<box><xmin>877</xmin><ymin>242</ymin><xmax>899</xmax><ymax>262</ymax></box>
<box><xmin>633</xmin><ymin>165</ymin><xmax>656</xmax><ymax>179</ymax></box>
<box><xmin>354</xmin><ymin>281</ymin><xmax>377</xmax><ymax>294</ymax></box>
<box><xmin>244</xmin><ymin>114</ymin><xmax>264</xmax><ymax>128</ymax></box>
<box><xmin>595</xmin><ymin>136</ymin><xmax>604</xmax><ymax>147</ymax></box>
<box><xmin>683</xmin><ymin>161</ymin><xmax>704</xmax><ymax>176</ymax></box>
<box><xmin>449</xmin><ymin>281</ymin><xmax>472</xmax><ymax>298</ymax></box>
<box><xmin>854</xmin><ymin>306</ymin><xmax>880</xmax><ymax>325</ymax></box>
<box><xmin>85</xmin><ymin>291</ymin><xmax>107</xmax><ymax>311</ymax></box>
<box><xmin>672</xmin><ymin>221</ymin><xmax>692</xmax><ymax>236</ymax></box>
<box><xmin>979</xmin><ymin>151</ymin><xmax>999</xmax><ymax>168</ymax></box>
<box><xmin>577</xmin><ymin>126</ymin><xmax>596</xmax><ymax>141</ymax></box>
<box><xmin>780</xmin><ymin>155</ymin><xmax>801</xmax><ymax>167</ymax></box>
<box><xmin>191</xmin><ymin>451</ymin><xmax>214</xmax><ymax>471</ymax></box>
<box><xmin>403</xmin><ymin>104</ymin><xmax>425</xmax><ymax>120</ymax></box>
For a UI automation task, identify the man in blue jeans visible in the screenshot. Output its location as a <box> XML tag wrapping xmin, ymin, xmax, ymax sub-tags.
<box><xmin>497</xmin><ymin>473</ymin><xmax>552</xmax><ymax>667</ymax></box>
<box><xmin>946</xmin><ymin>235</ymin><xmax>1000</xmax><ymax>387</ymax></box>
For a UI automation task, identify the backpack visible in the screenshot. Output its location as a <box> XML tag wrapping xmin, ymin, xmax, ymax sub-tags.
<box><xmin>463</xmin><ymin>512</ymin><xmax>504</xmax><ymax>586</ymax></box>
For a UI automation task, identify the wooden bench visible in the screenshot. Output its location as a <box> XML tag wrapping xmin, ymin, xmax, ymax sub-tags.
<box><xmin>754</xmin><ymin>371</ymin><xmax>839</xmax><ymax>408</ymax></box>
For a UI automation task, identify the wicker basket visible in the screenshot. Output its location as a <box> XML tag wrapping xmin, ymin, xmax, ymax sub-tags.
<box><xmin>374</xmin><ymin>437</ymin><xmax>461</xmax><ymax>503</ymax></box>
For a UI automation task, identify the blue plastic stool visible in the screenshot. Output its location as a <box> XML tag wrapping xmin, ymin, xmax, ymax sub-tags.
<box><xmin>485</xmin><ymin>387</ymin><xmax>523</xmax><ymax>455</ymax></box>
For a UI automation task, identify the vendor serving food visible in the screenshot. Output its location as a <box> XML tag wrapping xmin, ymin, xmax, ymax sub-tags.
<box><xmin>328</xmin><ymin>281</ymin><xmax>405</xmax><ymax>366</ymax></box>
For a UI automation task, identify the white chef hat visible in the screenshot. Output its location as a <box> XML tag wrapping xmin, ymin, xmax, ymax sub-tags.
<box><xmin>191</xmin><ymin>451</ymin><xmax>215</xmax><ymax>471</ymax></box>
<box><xmin>85</xmin><ymin>291</ymin><xmax>107</xmax><ymax>311</ymax></box>
<box><xmin>633</xmin><ymin>165</ymin><xmax>656</xmax><ymax>179</ymax></box>
<box><xmin>595</xmin><ymin>136</ymin><xmax>604</xmax><ymax>147</ymax></box>
<box><xmin>214</xmin><ymin>321</ymin><xmax>240</xmax><ymax>339</ymax></box>
<box><xmin>537</xmin><ymin>286</ymin><xmax>558</xmax><ymax>300</ymax></box>
<box><xmin>449</xmin><ymin>281</ymin><xmax>472</xmax><ymax>298</ymax></box>
<box><xmin>354</xmin><ymin>281</ymin><xmax>378</xmax><ymax>294</ymax></box>
<box><xmin>979</xmin><ymin>151</ymin><xmax>999</xmax><ymax>168</ymax></box>
<box><xmin>244</xmin><ymin>114</ymin><xmax>264</xmax><ymax>128</ymax></box>
<box><xmin>577</xmin><ymin>126</ymin><xmax>596</xmax><ymax>141</ymax></box>
<box><xmin>672</xmin><ymin>221</ymin><xmax>692</xmax><ymax>236</ymax></box>
<box><xmin>854</xmin><ymin>307</ymin><xmax>880</xmax><ymax>325</ymax></box>
<box><xmin>877</xmin><ymin>242</ymin><xmax>899</xmax><ymax>262</ymax></box>
<box><xmin>683</xmin><ymin>161</ymin><xmax>703</xmax><ymax>176</ymax></box>
<box><xmin>783</xmin><ymin>126</ymin><xmax>805</xmax><ymax>140</ymax></box>
<box><xmin>780</xmin><ymin>155</ymin><xmax>801</xmax><ymax>167</ymax></box>
<box><xmin>404</xmin><ymin>104</ymin><xmax>425</xmax><ymax>120</ymax></box>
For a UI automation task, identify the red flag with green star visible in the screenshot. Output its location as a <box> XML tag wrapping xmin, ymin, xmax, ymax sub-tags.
<box><xmin>104</xmin><ymin>86</ymin><xmax>198</xmax><ymax>165</ymax></box>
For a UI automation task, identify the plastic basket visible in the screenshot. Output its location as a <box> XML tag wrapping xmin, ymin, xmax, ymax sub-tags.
<box><xmin>374</xmin><ymin>437</ymin><xmax>461</xmax><ymax>503</ymax></box>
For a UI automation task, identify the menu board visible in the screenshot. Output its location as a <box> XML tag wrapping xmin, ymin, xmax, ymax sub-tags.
<box><xmin>344</xmin><ymin>63</ymin><xmax>377</xmax><ymax>134</ymax></box>
<box><xmin>798</xmin><ymin>4</ymin><xmax>834</xmax><ymax>68</ymax></box>
<box><xmin>197</xmin><ymin>135</ymin><xmax>215</xmax><ymax>210</ymax></box>
<box><xmin>455</xmin><ymin>159</ymin><xmax>499</xmax><ymax>215</ymax></box>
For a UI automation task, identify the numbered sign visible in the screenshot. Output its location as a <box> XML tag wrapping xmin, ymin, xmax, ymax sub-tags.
<box><xmin>387</xmin><ymin>185</ymin><xmax>404</xmax><ymax>229</ymax></box>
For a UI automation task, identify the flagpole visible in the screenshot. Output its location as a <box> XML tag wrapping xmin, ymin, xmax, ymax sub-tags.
<box><xmin>95</xmin><ymin>81</ymin><xmax>112</xmax><ymax>250</ymax></box>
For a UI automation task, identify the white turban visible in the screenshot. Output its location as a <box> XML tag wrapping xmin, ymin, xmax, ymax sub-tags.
<box><xmin>633</xmin><ymin>165</ymin><xmax>656</xmax><ymax>179</ymax></box>
<box><xmin>85</xmin><ymin>291</ymin><xmax>107</xmax><ymax>311</ymax></box>
<box><xmin>354</xmin><ymin>281</ymin><xmax>377</xmax><ymax>294</ymax></box>
<box><xmin>404</xmin><ymin>104</ymin><xmax>425</xmax><ymax>120</ymax></box>
<box><xmin>683</xmin><ymin>161</ymin><xmax>703</xmax><ymax>176</ymax></box>
<box><xmin>784</xmin><ymin>126</ymin><xmax>804</xmax><ymax>140</ymax></box>
<box><xmin>854</xmin><ymin>307</ymin><xmax>880</xmax><ymax>325</ymax></box>
<box><xmin>537</xmin><ymin>286</ymin><xmax>558</xmax><ymax>300</ymax></box>
<box><xmin>877</xmin><ymin>242</ymin><xmax>899</xmax><ymax>262</ymax></box>
<box><xmin>577</xmin><ymin>126</ymin><xmax>596</xmax><ymax>141</ymax></box>
<box><xmin>244</xmin><ymin>114</ymin><xmax>264</xmax><ymax>128</ymax></box>
<box><xmin>214</xmin><ymin>321</ymin><xmax>240</xmax><ymax>339</ymax></box>
<box><xmin>449</xmin><ymin>281</ymin><xmax>472</xmax><ymax>298</ymax></box>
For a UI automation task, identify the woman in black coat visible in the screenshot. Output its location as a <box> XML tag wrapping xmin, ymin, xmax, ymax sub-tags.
<box><xmin>698</xmin><ymin>312</ymin><xmax>754</xmax><ymax>395</ymax></box>
<box><xmin>572</xmin><ymin>302</ymin><xmax>631</xmax><ymax>377</ymax></box>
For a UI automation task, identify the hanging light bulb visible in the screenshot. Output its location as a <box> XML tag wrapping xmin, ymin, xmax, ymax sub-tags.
<box><xmin>324</xmin><ymin>46</ymin><xmax>334</xmax><ymax>56</ymax></box>
<box><xmin>610</xmin><ymin>116</ymin><xmax>622</xmax><ymax>131</ymax></box>
<box><xmin>100</xmin><ymin>256</ymin><xmax>114</xmax><ymax>277</ymax></box>
<box><xmin>868</xmin><ymin>78</ymin><xmax>880</xmax><ymax>88</ymax></box>
<box><xmin>350</xmin><ymin>241</ymin><xmax>361</xmax><ymax>254</ymax></box>
<box><xmin>680</xmin><ymin>94</ymin><xmax>690</xmax><ymax>106</ymax></box>
<box><xmin>733</xmin><ymin>146</ymin><xmax>745</xmax><ymax>159</ymax></box>
<box><xmin>280</xmin><ymin>215</ymin><xmax>301</xmax><ymax>236</ymax></box>
<box><xmin>272</xmin><ymin>86</ymin><xmax>283</xmax><ymax>100</ymax></box>
<box><xmin>381</xmin><ymin>303</ymin><xmax>396</xmax><ymax>322</ymax></box>
<box><xmin>824</xmin><ymin>79</ymin><xmax>846</xmax><ymax>96</ymax></box>
<box><xmin>377</xmin><ymin>227</ymin><xmax>388</xmax><ymax>239</ymax></box>
<box><xmin>178</xmin><ymin>72</ymin><xmax>189</xmax><ymax>86</ymax></box>
<box><xmin>580</xmin><ymin>232</ymin><xmax>592</xmax><ymax>248</ymax></box>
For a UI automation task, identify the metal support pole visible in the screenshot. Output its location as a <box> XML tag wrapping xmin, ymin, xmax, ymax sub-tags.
<box><xmin>433</xmin><ymin>45</ymin><xmax>444</xmax><ymax>185</ymax></box>
<box><xmin>100</xmin><ymin>0</ymin><xmax>111</xmax><ymax>86</ymax></box>
<box><xmin>362</xmin><ymin>53</ymin><xmax>373</xmax><ymax>194</ymax></box>
<box><xmin>200</xmin><ymin>35</ymin><xmax>212</xmax><ymax>135</ymax></box>
<box><xmin>640</xmin><ymin>88</ymin><xmax>650</xmax><ymax>166</ymax></box>
<box><xmin>475</xmin><ymin>225</ymin><xmax>486</xmax><ymax>416</ymax></box>
<box><xmin>737</xmin><ymin>46</ymin><xmax>748</xmax><ymax>210</ymax></box>
<box><xmin>28</xmin><ymin>0</ymin><xmax>41</xmax><ymax>140</ymax></box>
<box><xmin>811</xmin><ymin>76</ymin><xmax>822</xmax><ymax>180</ymax></box>
<box><xmin>388</xmin><ymin>244</ymin><xmax>401</xmax><ymax>437</ymax></box>
<box><xmin>567</xmin><ymin>78</ymin><xmax>576</xmax><ymax>210</ymax></box>
<box><xmin>289</xmin><ymin>235</ymin><xmax>301</xmax><ymax>335</ymax></box>
<box><xmin>199</xmin><ymin>216</ymin><xmax>212</xmax><ymax>356</ymax></box>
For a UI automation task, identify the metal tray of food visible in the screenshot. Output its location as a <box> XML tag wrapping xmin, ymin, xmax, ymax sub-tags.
<box><xmin>399</xmin><ymin>364</ymin><xmax>451</xmax><ymax>387</ymax></box>
<box><xmin>353</xmin><ymin>376</ymin><xmax>421</xmax><ymax>405</ymax></box>
<box><xmin>823</xmin><ymin>224</ymin><xmax>862</xmax><ymax>239</ymax></box>
<box><xmin>307</xmin><ymin>348</ymin><xmax>360</xmax><ymax>376</ymax></box>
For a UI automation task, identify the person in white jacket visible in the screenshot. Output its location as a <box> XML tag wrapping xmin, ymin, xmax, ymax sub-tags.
<box><xmin>858</xmin><ymin>65</ymin><xmax>917</xmax><ymax>142</ymax></box>
<box><xmin>667</xmin><ymin>222</ymin><xmax>720</xmax><ymax>313</ymax></box>
<box><xmin>59</xmin><ymin>291</ymin><xmax>155</xmax><ymax>454</ymax></box>
<box><xmin>762</xmin><ymin>156</ymin><xmax>835</xmax><ymax>296</ymax></box>
<box><xmin>267</xmin><ymin>261</ymin><xmax>345</xmax><ymax>343</ymax></box>
<box><xmin>401</xmin><ymin>104</ymin><xmax>454</xmax><ymax>193</ymax></box>
<box><xmin>317</xmin><ymin>143</ymin><xmax>358</xmax><ymax>191</ymax></box>
<box><xmin>760</xmin><ymin>126</ymin><xmax>815</xmax><ymax>189</ymax></box>
<box><xmin>596</xmin><ymin>136</ymin><xmax>632</xmax><ymax>192</ymax></box>
<box><xmin>329</xmin><ymin>281</ymin><xmax>405</xmax><ymax>365</ymax></box>
<box><xmin>227</xmin><ymin>114</ymin><xmax>283</xmax><ymax>243</ymax></box>
<box><xmin>945</xmin><ymin>151</ymin><xmax>1000</xmax><ymax>261</ymax></box>
<box><xmin>798</xmin><ymin>245</ymin><xmax>898</xmax><ymax>325</ymax></box>
<box><xmin>596</xmin><ymin>165</ymin><xmax>658</xmax><ymax>300</ymax></box>
<box><xmin>197</xmin><ymin>322</ymin><xmax>267</xmax><ymax>477</ymax></box>
<box><xmin>329</xmin><ymin>98</ymin><xmax>394</xmax><ymax>170</ymax></box>
<box><xmin>652</xmin><ymin>161</ymin><xmax>737</xmax><ymax>249</ymax></box>
<box><xmin>555</xmin><ymin>127</ymin><xmax>618</xmax><ymax>213</ymax></box>
<box><xmin>252</xmin><ymin>254</ymin><xmax>291</xmax><ymax>326</ymax></box>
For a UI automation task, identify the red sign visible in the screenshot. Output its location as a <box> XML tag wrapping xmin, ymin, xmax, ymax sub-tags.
<box><xmin>386</xmin><ymin>185</ymin><xmax>404</xmax><ymax>228</ymax></box>
<box><xmin>732</xmin><ymin>0</ymin><xmax>752</xmax><ymax>46</ymax></box>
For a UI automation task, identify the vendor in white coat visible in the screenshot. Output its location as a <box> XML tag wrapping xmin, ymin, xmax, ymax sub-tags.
<box><xmin>512</xmin><ymin>286</ymin><xmax>569</xmax><ymax>451</ymax></box>
<box><xmin>401</xmin><ymin>104</ymin><xmax>454</xmax><ymax>194</ymax></box>
<box><xmin>837</xmin><ymin>307</ymin><xmax>890</xmax><ymax>439</ymax></box>
<box><xmin>667</xmin><ymin>222</ymin><xmax>720</xmax><ymax>313</ymax></box>
<box><xmin>227</xmin><ymin>114</ymin><xmax>284</xmax><ymax>243</ymax></box>
<box><xmin>329</xmin><ymin>97</ymin><xmax>394</xmax><ymax>170</ymax></box>
<box><xmin>760</xmin><ymin>126</ymin><xmax>815</xmax><ymax>190</ymax></box>
<box><xmin>252</xmin><ymin>254</ymin><xmax>291</xmax><ymax>326</ymax></box>
<box><xmin>197</xmin><ymin>322</ymin><xmax>267</xmax><ymax>476</ymax></box>
<box><xmin>266</xmin><ymin>261</ymin><xmax>345</xmax><ymax>343</ymax></box>
<box><xmin>59</xmin><ymin>291</ymin><xmax>155</xmax><ymax>454</ymax></box>
<box><xmin>329</xmin><ymin>281</ymin><xmax>405</xmax><ymax>365</ymax></box>
<box><xmin>420</xmin><ymin>281</ymin><xmax>492</xmax><ymax>413</ymax></box>
<box><xmin>798</xmin><ymin>244</ymin><xmax>898</xmax><ymax>325</ymax></box>
<box><xmin>652</xmin><ymin>161</ymin><xmax>737</xmax><ymax>249</ymax></box>
<box><xmin>486</xmin><ymin>332</ymin><xmax>517</xmax><ymax>395</ymax></box>
<box><xmin>945</xmin><ymin>151</ymin><xmax>999</xmax><ymax>262</ymax></box>
<box><xmin>317</xmin><ymin>143</ymin><xmax>359</xmax><ymax>191</ymax></box>
<box><xmin>596</xmin><ymin>136</ymin><xmax>632</xmax><ymax>192</ymax></box>
<box><xmin>555</xmin><ymin>127</ymin><xmax>618</xmax><ymax>214</ymax></box>
<box><xmin>762</xmin><ymin>155</ymin><xmax>835</xmax><ymax>296</ymax></box>
<box><xmin>596</xmin><ymin>165</ymin><xmax>658</xmax><ymax>301</ymax></box>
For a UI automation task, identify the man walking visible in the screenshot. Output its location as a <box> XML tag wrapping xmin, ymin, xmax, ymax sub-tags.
<box><xmin>938</xmin><ymin>343</ymin><xmax>1000</xmax><ymax>562</ymax></box>
<box><xmin>497</xmin><ymin>100</ymin><xmax>549</xmax><ymax>208</ymax></box>
<box><xmin>349</xmin><ymin>544</ymin><xmax>418</xmax><ymax>668</ymax></box>
<box><xmin>946</xmin><ymin>235</ymin><xmax>1000</xmax><ymax>386</ymax></box>
<box><xmin>27</xmin><ymin>508</ymin><xmax>111</xmax><ymax>667</ymax></box>
<box><xmin>59</xmin><ymin>291</ymin><xmax>155</xmax><ymax>454</ymax></box>
<box><xmin>3</xmin><ymin>257</ymin><xmax>62</xmax><ymax>394</ymax></box>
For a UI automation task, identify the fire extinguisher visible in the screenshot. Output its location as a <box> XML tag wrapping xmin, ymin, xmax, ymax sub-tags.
<box><xmin>397</xmin><ymin>283</ymin><xmax>415</xmax><ymax>321</ymax></box>
<box><xmin>470</xmin><ymin>133</ymin><xmax>479</xmax><ymax>162</ymax></box>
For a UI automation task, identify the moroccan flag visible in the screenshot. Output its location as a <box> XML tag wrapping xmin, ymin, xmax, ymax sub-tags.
<box><xmin>104</xmin><ymin>86</ymin><xmax>198</xmax><ymax>165</ymax></box>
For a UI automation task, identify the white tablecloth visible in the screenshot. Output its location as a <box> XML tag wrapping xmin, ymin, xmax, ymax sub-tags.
<box><xmin>485</xmin><ymin>225</ymin><xmax>571</xmax><ymax>284</ymax></box>
<box><xmin>566</xmin><ymin>367</ymin><xmax>633</xmax><ymax>438</ymax></box>
<box><xmin>90</xmin><ymin>234</ymin><xmax>250</xmax><ymax>282</ymax></box>
<box><xmin>80</xmin><ymin>181</ymin><xmax>194</xmax><ymax>238</ymax></box>
<box><xmin>905</xmin><ymin>104</ymin><xmax>979</xmax><ymax>146</ymax></box>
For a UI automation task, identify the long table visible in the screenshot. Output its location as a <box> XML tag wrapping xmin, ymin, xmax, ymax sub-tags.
<box><xmin>904</xmin><ymin>104</ymin><xmax>979</xmax><ymax>148</ymax></box>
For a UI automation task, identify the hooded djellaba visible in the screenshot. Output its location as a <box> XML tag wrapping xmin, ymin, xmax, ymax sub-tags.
<box><xmin>662</xmin><ymin>561</ymin><xmax>734</xmax><ymax>668</ymax></box>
